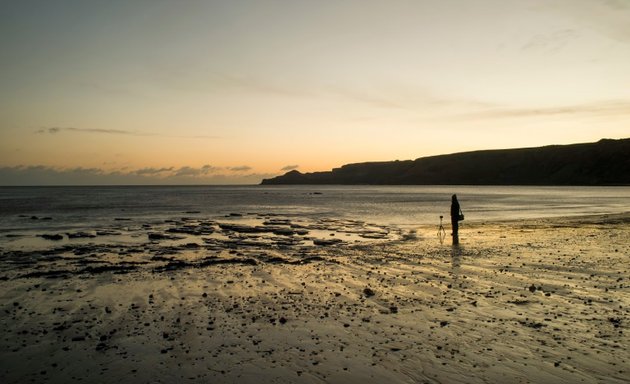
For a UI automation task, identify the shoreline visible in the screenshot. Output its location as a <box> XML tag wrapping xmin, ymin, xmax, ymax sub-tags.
<box><xmin>1</xmin><ymin>212</ymin><xmax>628</xmax><ymax>383</ymax></box>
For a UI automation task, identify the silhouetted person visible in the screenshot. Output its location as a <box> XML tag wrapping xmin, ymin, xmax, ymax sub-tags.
<box><xmin>450</xmin><ymin>194</ymin><xmax>461</xmax><ymax>245</ymax></box>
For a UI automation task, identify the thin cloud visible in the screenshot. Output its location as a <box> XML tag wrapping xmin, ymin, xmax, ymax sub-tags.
<box><xmin>173</xmin><ymin>165</ymin><xmax>223</xmax><ymax>177</ymax></box>
<box><xmin>281</xmin><ymin>165</ymin><xmax>299</xmax><ymax>171</ymax></box>
<box><xmin>37</xmin><ymin>127</ymin><xmax>143</xmax><ymax>135</ymax></box>
<box><xmin>544</xmin><ymin>0</ymin><xmax>630</xmax><ymax>43</ymax></box>
<box><xmin>212</xmin><ymin>73</ymin><xmax>316</xmax><ymax>98</ymax></box>
<box><xmin>229</xmin><ymin>166</ymin><xmax>252</xmax><ymax>172</ymax></box>
<box><xmin>133</xmin><ymin>167</ymin><xmax>174</xmax><ymax>176</ymax></box>
<box><xmin>325</xmin><ymin>84</ymin><xmax>498</xmax><ymax>113</ymax></box>
<box><xmin>201</xmin><ymin>164</ymin><xmax>222</xmax><ymax>173</ymax></box>
<box><xmin>521</xmin><ymin>29</ymin><xmax>579</xmax><ymax>53</ymax></box>
<box><xmin>331</xmin><ymin>89</ymin><xmax>408</xmax><ymax>110</ymax></box>
<box><xmin>35</xmin><ymin>126</ymin><xmax>221</xmax><ymax>139</ymax></box>
<box><xmin>158</xmin><ymin>69</ymin><xmax>318</xmax><ymax>99</ymax></box>
<box><xmin>0</xmin><ymin>165</ymin><xmax>272</xmax><ymax>185</ymax></box>
<box><xmin>175</xmin><ymin>166</ymin><xmax>205</xmax><ymax>177</ymax></box>
<box><xmin>448</xmin><ymin>100</ymin><xmax>630</xmax><ymax>120</ymax></box>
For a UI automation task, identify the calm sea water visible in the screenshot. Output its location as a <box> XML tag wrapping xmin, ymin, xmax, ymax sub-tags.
<box><xmin>0</xmin><ymin>185</ymin><xmax>629</xmax><ymax>235</ymax></box>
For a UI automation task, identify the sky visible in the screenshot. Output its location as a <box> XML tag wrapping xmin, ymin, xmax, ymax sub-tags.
<box><xmin>1</xmin><ymin>0</ymin><xmax>629</xmax><ymax>185</ymax></box>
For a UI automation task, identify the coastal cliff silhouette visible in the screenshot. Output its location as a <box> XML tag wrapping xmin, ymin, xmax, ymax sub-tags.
<box><xmin>261</xmin><ymin>138</ymin><xmax>630</xmax><ymax>186</ymax></box>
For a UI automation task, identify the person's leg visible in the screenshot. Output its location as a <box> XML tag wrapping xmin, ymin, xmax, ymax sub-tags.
<box><xmin>452</xmin><ymin>220</ymin><xmax>459</xmax><ymax>245</ymax></box>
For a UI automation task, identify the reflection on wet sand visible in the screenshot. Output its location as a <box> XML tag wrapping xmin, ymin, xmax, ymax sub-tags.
<box><xmin>0</xmin><ymin>213</ymin><xmax>628</xmax><ymax>383</ymax></box>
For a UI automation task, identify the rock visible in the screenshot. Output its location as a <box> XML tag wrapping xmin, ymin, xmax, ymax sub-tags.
<box><xmin>66</xmin><ymin>231</ymin><xmax>96</xmax><ymax>239</ymax></box>
<box><xmin>390</xmin><ymin>306</ymin><xmax>398</xmax><ymax>314</ymax></box>
<box><xmin>218</xmin><ymin>223</ymin><xmax>266</xmax><ymax>233</ymax></box>
<box><xmin>363</xmin><ymin>287</ymin><xmax>376</xmax><ymax>297</ymax></box>
<box><xmin>508</xmin><ymin>299</ymin><xmax>530</xmax><ymax>305</ymax></box>
<box><xmin>40</xmin><ymin>234</ymin><xmax>63</xmax><ymax>241</ymax></box>
<box><xmin>519</xmin><ymin>320</ymin><xmax>546</xmax><ymax>329</ymax></box>
<box><xmin>148</xmin><ymin>233</ymin><xmax>183</xmax><ymax>241</ymax></box>
<box><xmin>609</xmin><ymin>318</ymin><xmax>621</xmax><ymax>328</ymax></box>
<box><xmin>96</xmin><ymin>230</ymin><xmax>122</xmax><ymax>236</ymax></box>
<box><xmin>148</xmin><ymin>233</ymin><xmax>167</xmax><ymax>240</ymax></box>
<box><xmin>263</xmin><ymin>219</ymin><xmax>292</xmax><ymax>226</ymax></box>
<box><xmin>313</xmin><ymin>238</ymin><xmax>343</xmax><ymax>246</ymax></box>
<box><xmin>272</xmin><ymin>228</ymin><xmax>295</xmax><ymax>236</ymax></box>
<box><xmin>279</xmin><ymin>317</ymin><xmax>287</xmax><ymax>324</ymax></box>
<box><xmin>359</xmin><ymin>232</ymin><xmax>388</xmax><ymax>239</ymax></box>
<box><xmin>440</xmin><ymin>321</ymin><xmax>449</xmax><ymax>327</ymax></box>
<box><xmin>529</xmin><ymin>284</ymin><xmax>537</xmax><ymax>293</ymax></box>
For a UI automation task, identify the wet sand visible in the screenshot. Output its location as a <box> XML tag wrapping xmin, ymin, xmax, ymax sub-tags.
<box><xmin>1</xmin><ymin>213</ymin><xmax>628</xmax><ymax>383</ymax></box>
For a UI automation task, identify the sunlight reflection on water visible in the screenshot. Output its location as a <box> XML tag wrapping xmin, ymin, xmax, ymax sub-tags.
<box><xmin>0</xmin><ymin>185</ymin><xmax>628</xmax><ymax>234</ymax></box>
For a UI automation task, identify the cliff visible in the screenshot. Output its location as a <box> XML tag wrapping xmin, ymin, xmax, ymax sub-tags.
<box><xmin>261</xmin><ymin>138</ymin><xmax>630</xmax><ymax>185</ymax></box>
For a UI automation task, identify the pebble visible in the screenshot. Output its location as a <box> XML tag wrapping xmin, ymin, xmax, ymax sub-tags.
<box><xmin>363</xmin><ymin>288</ymin><xmax>376</xmax><ymax>297</ymax></box>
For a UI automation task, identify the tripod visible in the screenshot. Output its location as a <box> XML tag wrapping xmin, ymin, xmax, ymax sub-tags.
<box><xmin>437</xmin><ymin>215</ymin><xmax>446</xmax><ymax>244</ymax></box>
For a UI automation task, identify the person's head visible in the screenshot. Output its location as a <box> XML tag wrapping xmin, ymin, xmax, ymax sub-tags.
<box><xmin>452</xmin><ymin>194</ymin><xmax>458</xmax><ymax>202</ymax></box>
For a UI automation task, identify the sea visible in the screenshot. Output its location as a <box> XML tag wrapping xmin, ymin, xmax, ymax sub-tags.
<box><xmin>1</xmin><ymin>185</ymin><xmax>629</xmax><ymax>235</ymax></box>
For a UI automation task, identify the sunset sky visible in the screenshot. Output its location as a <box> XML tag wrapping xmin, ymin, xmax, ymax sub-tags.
<box><xmin>1</xmin><ymin>0</ymin><xmax>629</xmax><ymax>184</ymax></box>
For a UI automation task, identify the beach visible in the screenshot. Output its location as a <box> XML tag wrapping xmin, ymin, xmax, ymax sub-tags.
<box><xmin>3</xmin><ymin>1</ymin><xmax>630</xmax><ymax>382</ymax></box>
<box><xmin>1</xmin><ymin>211</ymin><xmax>628</xmax><ymax>384</ymax></box>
